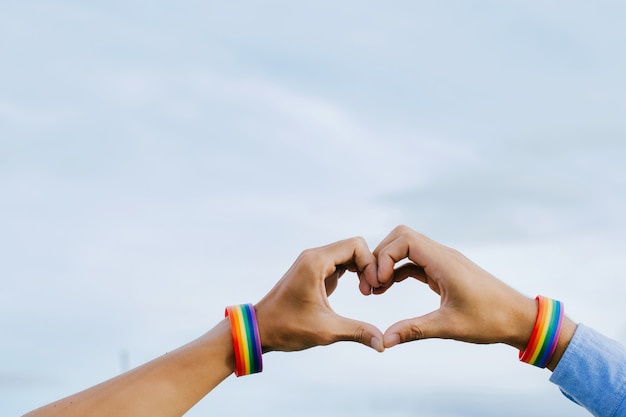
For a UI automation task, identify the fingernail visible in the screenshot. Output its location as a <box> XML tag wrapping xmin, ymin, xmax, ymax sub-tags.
<box><xmin>384</xmin><ymin>333</ymin><xmax>401</xmax><ymax>348</ymax></box>
<box><xmin>371</xmin><ymin>337</ymin><xmax>383</xmax><ymax>352</ymax></box>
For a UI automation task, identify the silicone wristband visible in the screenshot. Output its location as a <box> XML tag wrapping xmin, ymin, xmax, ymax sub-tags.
<box><xmin>519</xmin><ymin>295</ymin><xmax>564</xmax><ymax>368</ymax></box>
<box><xmin>225</xmin><ymin>303</ymin><xmax>263</xmax><ymax>376</ymax></box>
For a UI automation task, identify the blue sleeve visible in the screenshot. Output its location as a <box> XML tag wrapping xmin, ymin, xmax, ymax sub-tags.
<box><xmin>550</xmin><ymin>323</ymin><xmax>626</xmax><ymax>417</ymax></box>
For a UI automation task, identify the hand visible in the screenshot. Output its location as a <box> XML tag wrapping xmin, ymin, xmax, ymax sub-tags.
<box><xmin>254</xmin><ymin>237</ymin><xmax>385</xmax><ymax>353</ymax></box>
<box><xmin>373</xmin><ymin>226</ymin><xmax>539</xmax><ymax>350</ymax></box>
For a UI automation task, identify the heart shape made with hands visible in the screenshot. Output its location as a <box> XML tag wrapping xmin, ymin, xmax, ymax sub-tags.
<box><xmin>258</xmin><ymin>227</ymin><xmax>512</xmax><ymax>353</ymax></box>
<box><xmin>255</xmin><ymin>235</ymin><xmax>438</xmax><ymax>353</ymax></box>
<box><xmin>319</xmin><ymin>229</ymin><xmax>535</xmax><ymax>353</ymax></box>
<box><xmin>327</xmin><ymin>261</ymin><xmax>436</xmax><ymax>351</ymax></box>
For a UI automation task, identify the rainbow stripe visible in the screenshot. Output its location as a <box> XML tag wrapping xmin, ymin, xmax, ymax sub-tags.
<box><xmin>225</xmin><ymin>304</ymin><xmax>263</xmax><ymax>376</ymax></box>
<box><xmin>519</xmin><ymin>296</ymin><xmax>564</xmax><ymax>368</ymax></box>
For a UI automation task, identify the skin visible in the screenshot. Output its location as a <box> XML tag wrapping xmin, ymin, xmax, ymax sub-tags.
<box><xmin>25</xmin><ymin>227</ymin><xmax>576</xmax><ymax>417</ymax></box>
<box><xmin>370</xmin><ymin>225</ymin><xmax>577</xmax><ymax>371</ymax></box>
<box><xmin>254</xmin><ymin>237</ymin><xmax>385</xmax><ymax>353</ymax></box>
<box><xmin>24</xmin><ymin>237</ymin><xmax>384</xmax><ymax>417</ymax></box>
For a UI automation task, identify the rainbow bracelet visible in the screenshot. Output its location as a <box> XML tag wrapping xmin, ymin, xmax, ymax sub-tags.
<box><xmin>519</xmin><ymin>295</ymin><xmax>564</xmax><ymax>368</ymax></box>
<box><xmin>225</xmin><ymin>303</ymin><xmax>263</xmax><ymax>377</ymax></box>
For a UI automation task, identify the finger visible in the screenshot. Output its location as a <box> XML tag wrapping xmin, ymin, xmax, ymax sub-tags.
<box><xmin>325</xmin><ymin>274</ymin><xmax>338</xmax><ymax>295</ymax></box>
<box><xmin>335</xmin><ymin>265</ymin><xmax>347</xmax><ymax>278</ymax></box>
<box><xmin>372</xmin><ymin>263</ymin><xmax>424</xmax><ymax>295</ymax></box>
<box><xmin>371</xmin><ymin>284</ymin><xmax>390</xmax><ymax>295</ymax></box>
<box><xmin>374</xmin><ymin>226</ymin><xmax>416</xmax><ymax>286</ymax></box>
<box><xmin>345</xmin><ymin>263</ymin><xmax>374</xmax><ymax>296</ymax></box>
<box><xmin>375</xmin><ymin>228</ymin><xmax>437</xmax><ymax>286</ymax></box>
<box><xmin>325</xmin><ymin>265</ymin><xmax>347</xmax><ymax>296</ymax></box>
<box><xmin>394</xmin><ymin>262</ymin><xmax>427</xmax><ymax>283</ymax></box>
<box><xmin>372</xmin><ymin>225</ymin><xmax>410</xmax><ymax>256</ymax></box>
<box><xmin>320</xmin><ymin>237</ymin><xmax>379</xmax><ymax>290</ymax></box>
<box><xmin>375</xmin><ymin>236</ymin><xmax>413</xmax><ymax>286</ymax></box>
<box><xmin>358</xmin><ymin>271</ymin><xmax>373</xmax><ymax>296</ymax></box>
<box><xmin>331</xmin><ymin>314</ymin><xmax>385</xmax><ymax>352</ymax></box>
<box><xmin>383</xmin><ymin>310</ymin><xmax>449</xmax><ymax>348</ymax></box>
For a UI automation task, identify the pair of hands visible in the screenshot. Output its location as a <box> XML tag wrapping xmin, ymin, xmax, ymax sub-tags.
<box><xmin>255</xmin><ymin>225</ymin><xmax>538</xmax><ymax>354</ymax></box>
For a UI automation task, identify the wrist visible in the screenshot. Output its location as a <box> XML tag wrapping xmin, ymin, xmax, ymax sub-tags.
<box><xmin>546</xmin><ymin>317</ymin><xmax>576</xmax><ymax>371</ymax></box>
<box><xmin>503</xmin><ymin>295</ymin><xmax>538</xmax><ymax>351</ymax></box>
<box><xmin>224</xmin><ymin>304</ymin><xmax>263</xmax><ymax>376</ymax></box>
<box><xmin>253</xmin><ymin>299</ymin><xmax>276</xmax><ymax>353</ymax></box>
<box><xmin>507</xmin><ymin>295</ymin><xmax>576</xmax><ymax>371</ymax></box>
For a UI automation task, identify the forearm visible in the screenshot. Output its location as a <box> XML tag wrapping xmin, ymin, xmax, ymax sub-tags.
<box><xmin>549</xmin><ymin>324</ymin><xmax>626</xmax><ymax>416</ymax></box>
<box><xmin>24</xmin><ymin>319</ymin><xmax>236</xmax><ymax>417</ymax></box>
<box><xmin>23</xmin><ymin>236</ymin><xmax>384</xmax><ymax>417</ymax></box>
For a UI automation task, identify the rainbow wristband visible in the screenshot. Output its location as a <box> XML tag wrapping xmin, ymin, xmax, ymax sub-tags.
<box><xmin>225</xmin><ymin>304</ymin><xmax>263</xmax><ymax>377</ymax></box>
<box><xmin>519</xmin><ymin>295</ymin><xmax>564</xmax><ymax>368</ymax></box>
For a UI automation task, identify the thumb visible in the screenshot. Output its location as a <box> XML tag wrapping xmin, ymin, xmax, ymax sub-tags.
<box><xmin>331</xmin><ymin>314</ymin><xmax>385</xmax><ymax>352</ymax></box>
<box><xmin>383</xmin><ymin>310</ymin><xmax>448</xmax><ymax>348</ymax></box>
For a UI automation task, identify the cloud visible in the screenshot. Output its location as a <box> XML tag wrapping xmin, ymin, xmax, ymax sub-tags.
<box><xmin>370</xmin><ymin>387</ymin><xmax>589</xmax><ymax>417</ymax></box>
<box><xmin>3</xmin><ymin>2</ymin><xmax>626</xmax><ymax>417</ymax></box>
<box><xmin>0</xmin><ymin>372</ymin><xmax>43</xmax><ymax>388</ymax></box>
<box><xmin>380</xmin><ymin>138</ymin><xmax>626</xmax><ymax>243</ymax></box>
<box><xmin>0</xmin><ymin>101</ymin><xmax>76</xmax><ymax>129</ymax></box>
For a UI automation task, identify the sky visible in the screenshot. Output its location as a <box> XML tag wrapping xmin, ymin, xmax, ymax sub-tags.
<box><xmin>2</xmin><ymin>1</ymin><xmax>626</xmax><ymax>416</ymax></box>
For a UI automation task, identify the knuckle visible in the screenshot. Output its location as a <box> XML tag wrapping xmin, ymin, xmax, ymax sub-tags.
<box><xmin>352</xmin><ymin>235</ymin><xmax>366</xmax><ymax>245</ymax></box>
<box><xmin>407</xmin><ymin>324</ymin><xmax>425</xmax><ymax>341</ymax></box>
<box><xmin>393</xmin><ymin>225</ymin><xmax>416</xmax><ymax>244</ymax></box>
<box><xmin>297</xmin><ymin>248</ymin><xmax>317</xmax><ymax>264</ymax></box>
<box><xmin>394</xmin><ymin>224</ymin><xmax>411</xmax><ymax>235</ymax></box>
<box><xmin>295</xmin><ymin>249</ymin><xmax>322</xmax><ymax>274</ymax></box>
<box><xmin>345</xmin><ymin>236</ymin><xmax>367</xmax><ymax>252</ymax></box>
<box><xmin>352</xmin><ymin>326</ymin><xmax>366</xmax><ymax>344</ymax></box>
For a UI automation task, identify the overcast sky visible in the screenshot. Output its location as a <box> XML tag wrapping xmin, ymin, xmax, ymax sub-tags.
<box><xmin>2</xmin><ymin>1</ymin><xmax>626</xmax><ymax>416</ymax></box>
